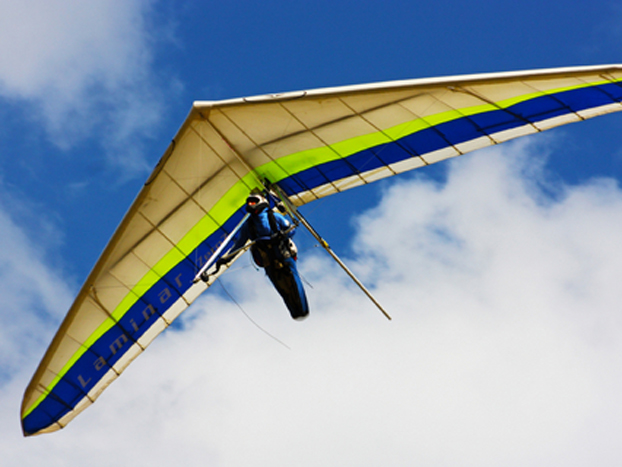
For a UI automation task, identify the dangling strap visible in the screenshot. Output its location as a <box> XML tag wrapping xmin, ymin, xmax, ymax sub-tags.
<box><xmin>267</xmin><ymin>208</ymin><xmax>279</xmax><ymax>234</ymax></box>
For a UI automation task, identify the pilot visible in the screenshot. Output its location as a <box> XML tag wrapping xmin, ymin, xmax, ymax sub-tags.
<box><xmin>210</xmin><ymin>190</ymin><xmax>309</xmax><ymax>320</ymax></box>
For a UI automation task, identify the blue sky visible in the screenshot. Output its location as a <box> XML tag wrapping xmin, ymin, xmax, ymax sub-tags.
<box><xmin>2</xmin><ymin>1</ymin><xmax>622</xmax><ymax>465</ymax></box>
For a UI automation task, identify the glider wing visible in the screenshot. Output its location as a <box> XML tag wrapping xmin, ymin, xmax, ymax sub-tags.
<box><xmin>22</xmin><ymin>64</ymin><xmax>622</xmax><ymax>435</ymax></box>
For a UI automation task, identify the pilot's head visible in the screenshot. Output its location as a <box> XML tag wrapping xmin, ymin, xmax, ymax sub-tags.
<box><xmin>246</xmin><ymin>190</ymin><xmax>268</xmax><ymax>214</ymax></box>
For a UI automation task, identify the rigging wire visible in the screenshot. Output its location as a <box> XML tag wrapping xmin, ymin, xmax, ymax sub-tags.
<box><xmin>216</xmin><ymin>280</ymin><xmax>291</xmax><ymax>351</ymax></box>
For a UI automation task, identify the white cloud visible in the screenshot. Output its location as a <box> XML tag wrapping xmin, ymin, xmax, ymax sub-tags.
<box><xmin>0</xmin><ymin>192</ymin><xmax>73</xmax><ymax>462</ymax></box>
<box><xmin>4</xmin><ymin>141</ymin><xmax>622</xmax><ymax>465</ymax></box>
<box><xmin>0</xmin><ymin>200</ymin><xmax>73</xmax><ymax>382</ymax></box>
<box><xmin>0</xmin><ymin>0</ymin><xmax>170</xmax><ymax>171</ymax></box>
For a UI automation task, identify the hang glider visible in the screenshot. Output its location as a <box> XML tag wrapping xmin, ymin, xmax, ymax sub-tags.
<box><xmin>21</xmin><ymin>64</ymin><xmax>622</xmax><ymax>436</ymax></box>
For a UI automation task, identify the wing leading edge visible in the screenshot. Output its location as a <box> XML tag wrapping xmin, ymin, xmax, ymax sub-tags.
<box><xmin>22</xmin><ymin>65</ymin><xmax>622</xmax><ymax>435</ymax></box>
